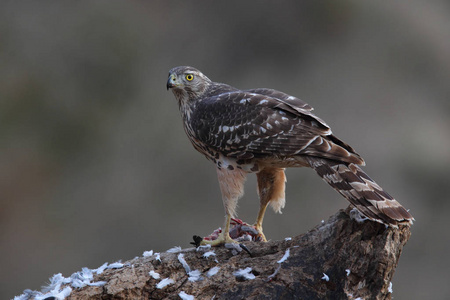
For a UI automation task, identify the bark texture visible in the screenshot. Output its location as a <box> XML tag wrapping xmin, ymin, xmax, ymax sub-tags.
<box><xmin>67</xmin><ymin>207</ymin><xmax>411</xmax><ymax>300</ymax></box>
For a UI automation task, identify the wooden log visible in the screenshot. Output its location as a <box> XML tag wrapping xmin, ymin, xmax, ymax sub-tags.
<box><xmin>31</xmin><ymin>206</ymin><xmax>411</xmax><ymax>300</ymax></box>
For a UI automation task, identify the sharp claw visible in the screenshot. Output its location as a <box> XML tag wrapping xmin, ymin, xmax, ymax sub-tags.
<box><xmin>253</xmin><ymin>224</ymin><xmax>267</xmax><ymax>242</ymax></box>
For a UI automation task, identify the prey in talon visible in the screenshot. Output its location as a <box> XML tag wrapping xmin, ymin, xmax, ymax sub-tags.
<box><xmin>193</xmin><ymin>218</ymin><xmax>265</xmax><ymax>247</ymax></box>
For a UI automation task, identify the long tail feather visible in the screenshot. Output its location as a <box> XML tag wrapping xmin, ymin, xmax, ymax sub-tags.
<box><xmin>307</xmin><ymin>157</ymin><xmax>414</xmax><ymax>226</ymax></box>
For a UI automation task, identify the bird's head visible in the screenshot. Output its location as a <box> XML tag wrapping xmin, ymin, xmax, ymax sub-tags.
<box><xmin>167</xmin><ymin>66</ymin><xmax>212</xmax><ymax>101</ymax></box>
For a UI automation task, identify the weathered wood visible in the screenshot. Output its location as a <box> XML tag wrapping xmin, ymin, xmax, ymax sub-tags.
<box><xmin>67</xmin><ymin>206</ymin><xmax>411</xmax><ymax>300</ymax></box>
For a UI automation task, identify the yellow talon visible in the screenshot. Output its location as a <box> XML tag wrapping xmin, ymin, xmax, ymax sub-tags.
<box><xmin>200</xmin><ymin>231</ymin><xmax>237</xmax><ymax>246</ymax></box>
<box><xmin>200</xmin><ymin>214</ymin><xmax>238</xmax><ymax>246</ymax></box>
<box><xmin>253</xmin><ymin>224</ymin><xmax>267</xmax><ymax>242</ymax></box>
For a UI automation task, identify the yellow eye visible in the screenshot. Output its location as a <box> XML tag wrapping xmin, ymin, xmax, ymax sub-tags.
<box><xmin>185</xmin><ymin>74</ymin><xmax>194</xmax><ymax>81</ymax></box>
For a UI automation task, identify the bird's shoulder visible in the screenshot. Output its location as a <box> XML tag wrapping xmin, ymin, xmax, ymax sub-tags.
<box><xmin>200</xmin><ymin>84</ymin><xmax>311</xmax><ymax>110</ymax></box>
<box><xmin>194</xmin><ymin>85</ymin><xmax>329</xmax><ymax>131</ymax></box>
<box><xmin>244</xmin><ymin>88</ymin><xmax>313</xmax><ymax>111</ymax></box>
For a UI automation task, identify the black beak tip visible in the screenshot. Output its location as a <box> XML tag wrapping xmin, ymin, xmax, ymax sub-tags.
<box><xmin>166</xmin><ymin>82</ymin><xmax>172</xmax><ymax>90</ymax></box>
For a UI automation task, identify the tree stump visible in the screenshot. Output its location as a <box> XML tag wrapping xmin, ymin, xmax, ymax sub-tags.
<box><xmin>56</xmin><ymin>206</ymin><xmax>411</xmax><ymax>299</ymax></box>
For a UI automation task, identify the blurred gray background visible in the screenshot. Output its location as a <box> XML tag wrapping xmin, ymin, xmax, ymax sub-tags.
<box><xmin>1</xmin><ymin>1</ymin><xmax>449</xmax><ymax>299</ymax></box>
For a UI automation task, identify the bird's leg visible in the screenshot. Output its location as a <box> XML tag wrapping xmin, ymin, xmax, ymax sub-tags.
<box><xmin>254</xmin><ymin>202</ymin><xmax>269</xmax><ymax>242</ymax></box>
<box><xmin>255</xmin><ymin>168</ymin><xmax>286</xmax><ymax>242</ymax></box>
<box><xmin>200</xmin><ymin>167</ymin><xmax>247</xmax><ymax>246</ymax></box>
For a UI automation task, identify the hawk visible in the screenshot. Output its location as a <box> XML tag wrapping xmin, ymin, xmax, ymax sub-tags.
<box><xmin>167</xmin><ymin>66</ymin><xmax>413</xmax><ymax>246</ymax></box>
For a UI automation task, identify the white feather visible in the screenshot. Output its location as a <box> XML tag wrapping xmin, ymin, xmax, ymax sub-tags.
<box><xmin>207</xmin><ymin>266</ymin><xmax>220</xmax><ymax>277</ymax></box>
<box><xmin>188</xmin><ymin>270</ymin><xmax>202</xmax><ymax>282</ymax></box>
<box><xmin>233</xmin><ymin>267</ymin><xmax>255</xmax><ymax>280</ymax></box>
<box><xmin>167</xmin><ymin>246</ymin><xmax>182</xmax><ymax>253</ymax></box>
<box><xmin>179</xmin><ymin>291</ymin><xmax>195</xmax><ymax>300</ymax></box>
<box><xmin>277</xmin><ymin>248</ymin><xmax>290</xmax><ymax>263</ymax></box>
<box><xmin>156</xmin><ymin>278</ymin><xmax>174</xmax><ymax>289</ymax></box>
<box><xmin>149</xmin><ymin>270</ymin><xmax>160</xmax><ymax>279</ymax></box>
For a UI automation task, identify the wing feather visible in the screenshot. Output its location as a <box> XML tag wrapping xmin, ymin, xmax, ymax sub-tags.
<box><xmin>191</xmin><ymin>90</ymin><xmax>364</xmax><ymax>164</ymax></box>
<box><xmin>245</xmin><ymin>88</ymin><xmax>313</xmax><ymax>110</ymax></box>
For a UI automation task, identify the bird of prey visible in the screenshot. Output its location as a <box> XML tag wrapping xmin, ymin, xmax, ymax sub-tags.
<box><xmin>167</xmin><ymin>66</ymin><xmax>413</xmax><ymax>246</ymax></box>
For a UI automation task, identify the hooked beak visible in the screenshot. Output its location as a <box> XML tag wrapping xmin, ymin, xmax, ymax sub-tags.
<box><xmin>166</xmin><ymin>78</ymin><xmax>173</xmax><ymax>90</ymax></box>
<box><xmin>167</xmin><ymin>74</ymin><xmax>177</xmax><ymax>90</ymax></box>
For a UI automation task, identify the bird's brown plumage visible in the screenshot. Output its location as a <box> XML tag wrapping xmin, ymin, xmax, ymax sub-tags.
<box><xmin>167</xmin><ymin>66</ymin><xmax>413</xmax><ymax>244</ymax></box>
